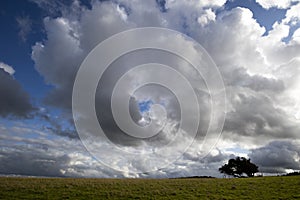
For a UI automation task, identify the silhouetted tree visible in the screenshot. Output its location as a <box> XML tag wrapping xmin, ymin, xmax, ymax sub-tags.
<box><xmin>219</xmin><ymin>157</ymin><xmax>258</xmax><ymax>177</ymax></box>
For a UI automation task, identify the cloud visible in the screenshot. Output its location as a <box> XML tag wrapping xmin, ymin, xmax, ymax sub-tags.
<box><xmin>39</xmin><ymin>112</ymin><xmax>78</xmax><ymax>139</ymax></box>
<box><xmin>197</xmin><ymin>9</ymin><xmax>216</xmax><ymax>27</ymax></box>
<box><xmin>223</xmin><ymin>90</ymin><xmax>300</xmax><ymax>144</ymax></box>
<box><xmin>28</xmin><ymin>0</ymin><xmax>81</xmax><ymax>17</ymax></box>
<box><xmin>0</xmin><ymin>121</ymin><xmax>228</xmax><ymax>178</ymax></box>
<box><xmin>0</xmin><ymin>62</ymin><xmax>15</xmax><ymax>75</ymax></box>
<box><xmin>30</xmin><ymin>0</ymin><xmax>226</xmax><ymax>139</ymax></box>
<box><xmin>225</xmin><ymin>67</ymin><xmax>285</xmax><ymax>92</ymax></box>
<box><xmin>191</xmin><ymin>6</ymin><xmax>300</xmax><ymax>147</ymax></box>
<box><xmin>249</xmin><ymin>140</ymin><xmax>300</xmax><ymax>173</ymax></box>
<box><xmin>16</xmin><ymin>16</ymin><xmax>32</xmax><ymax>42</ymax></box>
<box><xmin>29</xmin><ymin>1</ymin><xmax>300</xmax><ymax>175</ymax></box>
<box><xmin>164</xmin><ymin>0</ymin><xmax>227</xmax><ymax>9</ymax></box>
<box><xmin>255</xmin><ymin>0</ymin><xmax>300</xmax><ymax>9</ymax></box>
<box><xmin>0</xmin><ymin>122</ymin><xmax>121</xmax><ymax>177</ymax></box>
<box><xmin>0</xmin><ymin>65</ymin><xmax>35</xmax><ymax>118</ymax></box>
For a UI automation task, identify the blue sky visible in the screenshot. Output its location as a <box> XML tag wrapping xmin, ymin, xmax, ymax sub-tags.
<box><xmin>0</xmin><ymin>0</ymin><xmax>300</xmax><ymax>178</ymax></box>
<box><xmin>224</xmin><ymin>0</ymin><xmax>287</xmax><ymax>33</ymax></box>
<box><xmin>0</xmin><ymin>1</ymin><xmax>48</xmax><ymax>98</ymax></box>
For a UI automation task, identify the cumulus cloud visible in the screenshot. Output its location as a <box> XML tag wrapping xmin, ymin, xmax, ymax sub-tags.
<box><xmin>0</xmin><ymin>65</ymin><xmax>35</xmax><ymax>118</ymax></box>
<box><xmin>249</xmin><ymin>140</ymin><xmax>300</xmax><ymax>173</ymax></box>
<box><xmin>256</xmin><ymin>0</ymin><xmax>300</xmax><ymax>9</ymax></box>
<box><xmin>223</xmin><ymin>89</ymin><xmax>300</xmax><ymax>144</ymax></box>
<box><xmin>197</xmin><ymin>9</ymin><xmax>216</xmax><ymax>27</ymax></box>
<box><xmin>29</xmin><ymin>0</ymin><xmax>300</xmax><ymax>176</ymax></box>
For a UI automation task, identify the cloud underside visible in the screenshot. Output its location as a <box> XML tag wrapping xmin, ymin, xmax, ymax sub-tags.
<box><xmin>0</xmin><ymin>68</ymin><xmax>35</xmax><ymax>118</ymax></box>
<box><xmin>1</xmin><ymin>0</ymin><xmax>300</xmax><ymax>177</ymax></box>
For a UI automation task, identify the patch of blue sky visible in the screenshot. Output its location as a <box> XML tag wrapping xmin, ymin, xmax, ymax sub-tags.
<box><xmin>0</xmin><ymin>0</ymin><xmax>52</xmax><ymax>99</ymax></box>
<box><xmin>282</xmin><ymin>19</ymin><xmax>300</xmax><ymax>43</ymax></box>
<box><xmin>226</xmin><ymin>147</ymin><xmax>250</xmax><ymax>156</ymax></box>
<box><xmin>0</xmin><ymin>119</ymin><xmax>42</xmax><ymax>139</ymax></box>
<box><xmin>223</xmin><ymin>0</ymin><xmax>287</xmax><ymax>36</ymax></box>
<box><xmin>138</xmin><ymin>100</ymin><xmax>154</xmax><ymax>113</ymax></box>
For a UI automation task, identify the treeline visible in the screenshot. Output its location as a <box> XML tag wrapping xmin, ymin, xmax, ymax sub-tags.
<box><xmin>283</xmin><ymin>172</ymin><xmax>300</xmax><ymax>176</ymax></box>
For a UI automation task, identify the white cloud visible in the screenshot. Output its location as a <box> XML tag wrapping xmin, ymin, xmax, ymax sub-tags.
<box><xmin>28</xmin><ymin>0</ymin><xmax>300</xmax><ymax>176</ymax></box>
<box><xmin>292</xmin><ymin>28</ymin><xmax>300</xmax><ymax>43</ymax></box>
<box><xmin>284</xmin><ymin>2</ymin><xmax>300</xmax><ymax>23</ymax></box>
<box><xmin>16</xmin><ymin>16</ymin><xmax>32</xmax><ymax>42</ymax></box>
<box><xmin>0</xmin><ymin>62</ymin><xmax>15</xmax><ymax>75</ymax></box>
<box><xmin>256</xmin><ymin>0</ymin><xmax>300</xmax><ymax>9</ymax></box>
<box><xmin>197</xmin><ymin>9</ymin><xmax>216</xmax><ymax>26</ymax></box>
<box><xmin>165</xmin><ymin>0</ymin><xmax>227</xmax><ymax>9</ymax></box>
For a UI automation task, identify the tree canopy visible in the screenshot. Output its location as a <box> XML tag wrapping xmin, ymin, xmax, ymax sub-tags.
<box><xmin>219</xmin><ymin>157</ymin><xmax>259</xmax><ymax>177</ymax></box>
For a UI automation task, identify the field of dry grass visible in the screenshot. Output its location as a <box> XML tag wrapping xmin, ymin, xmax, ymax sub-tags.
<box><xmin>0</xmin><ymin>176</ymin><xmax>300</xmax><ymax>199</ymax></box>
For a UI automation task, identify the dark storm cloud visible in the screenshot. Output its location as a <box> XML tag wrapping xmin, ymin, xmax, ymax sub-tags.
<box><xmin>94</xmin><ymin>50</ymin><xmax>179</xmax><ymax>146</ymax></box>
<box><xmin>0</xmin><ymin>126</ymin><xmax>124</xmax><ymax>178</ymax></box>
<box><xmin>0</xmin><ymin>69</ymin><xmax>35</xmax><ymax>118</ymax></box>
<box><xmin>223</xmin><ymin>91</ymin><xmax>300</xmax><ymax>140</ymax></box>
<box><xmin>225</xmin><ymin>67</ymin><xmax>285</xmax><ymax>92</ymax></box>
<box><xmin>249</xmin><ymin>140</ymin><xmax>300</xmax><ymax>173</ymax></box>
<box><xmin>37</xmin><ymin>111</ymin><xmax>79</xmax><ymax>140</ymax></box>
<box><xmin>44</xmin><ymin>121</ymin><xmax>78</xmax><ymax>140</ymax></box>
<box><xmin>0</xmin><ymin>150</ymin><xmax>70</xmax><ymax>177</ymax></box>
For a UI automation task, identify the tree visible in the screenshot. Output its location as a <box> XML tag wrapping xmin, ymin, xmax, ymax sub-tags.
<box><xmin>219</xmin><ymin>157</ymin><xmax>258</xmax><ymax>177</ymax></box>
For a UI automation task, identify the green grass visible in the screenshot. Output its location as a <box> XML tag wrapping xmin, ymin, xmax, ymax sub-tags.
<box><xmin>0</xmin><ymin>176</ymin><xmax>300</xmax><ymax>199</ymax></box>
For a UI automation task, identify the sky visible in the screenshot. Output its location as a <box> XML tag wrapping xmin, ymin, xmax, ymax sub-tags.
<box><xmin>0</xmin><ymin>0</ymin><xmax>300</xmax><ymax>178</ymax></box>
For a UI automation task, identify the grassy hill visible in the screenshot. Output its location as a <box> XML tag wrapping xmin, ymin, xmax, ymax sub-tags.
<box><xmin>0</xmin><ymin>176</ymin><xmax>300</xmax><ymax>199</ymax></box>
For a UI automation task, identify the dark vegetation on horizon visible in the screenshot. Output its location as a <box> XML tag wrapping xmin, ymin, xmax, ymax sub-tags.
<box><xmin>283</xmin><ymin>171</ymin><xmax>300</xmax><ymax>176</ymax></box>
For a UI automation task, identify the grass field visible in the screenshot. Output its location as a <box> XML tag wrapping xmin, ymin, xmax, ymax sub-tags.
<box><xmin>0</xmin><ymin>176</ymin><xmax>300</xmax><ymax>199</ymax></box>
